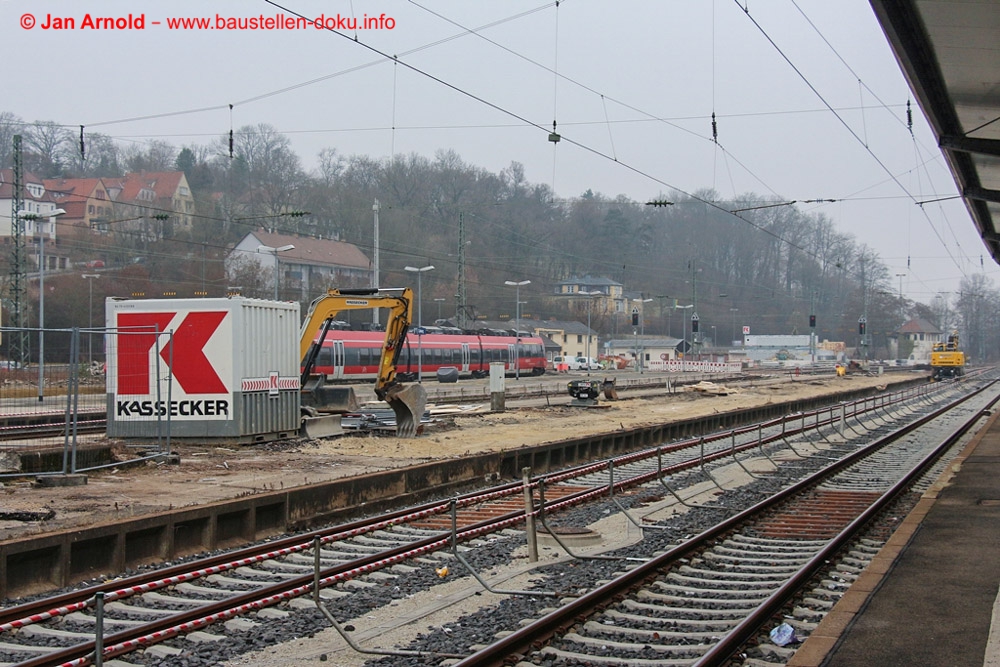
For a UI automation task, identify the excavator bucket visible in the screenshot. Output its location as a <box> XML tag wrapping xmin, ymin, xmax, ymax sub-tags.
<box><xmin>384</xmin><ymin>383</ymin><xmax>427</xmax><ymax>438</ymax></box>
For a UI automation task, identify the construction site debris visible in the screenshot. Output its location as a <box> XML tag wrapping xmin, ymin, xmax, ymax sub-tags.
<box><xmin>684</xmin><ymin>381</ymin><xmax>740</xmax><ymax>396</ymax></box>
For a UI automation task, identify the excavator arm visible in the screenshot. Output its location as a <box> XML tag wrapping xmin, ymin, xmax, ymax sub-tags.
<box><xmin>299</xmin><ymin>288</ymin><xmax>427</xmax><ymax>437</ymax></box>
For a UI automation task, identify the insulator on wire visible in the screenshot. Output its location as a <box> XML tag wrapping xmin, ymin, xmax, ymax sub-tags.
<box><xmin>711</xmin><ymin>112</ymin><xmax>718</xmax><ymax>143</ymax></box>
<box><xmin>906</xmin><ymin>100</ymin><xmax>913</xmax><ymax>135</ymax></box>
<box><xmin>79</xmin><ymin>126</ymin><xmax>85</xmax><ymax>161</ymax></box>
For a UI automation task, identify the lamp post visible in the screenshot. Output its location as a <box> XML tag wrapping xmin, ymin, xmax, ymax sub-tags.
<box><xmin>730</xmin><ymin>307</ymin><xmax>738</xmax><ymax>346</ymax></box>
<box><xmin>504</xmin><ymin>280</ymin><xmax>530</xmax><ymax>380</ymax></box>
<box><xmin>632</xmin><ymin>297</ymin><xmax>652</xmax><ymax>372</ymax></box>
<box><xmin>255</xmin><ymin>244</ymin><xmax>295</xmax><ymax>301</ymax></box>
<box><xmin>18</xmin><ymin>208</ymin><xmax>66</xmax><ymax>403</ymax></box>
<box><xmin>578</xmin><ymin>290</ymin><xmax>601</xmax><ymax>375</ymax></box>
<box><xmin>405</xmin><ymin>265</ymin><xmax>435</xmax><ymax>381</ymax></box>
<box><xmin>82</xmin><ymin>274</ymin><xmax>100</xmax><ymax>366</ymax></box>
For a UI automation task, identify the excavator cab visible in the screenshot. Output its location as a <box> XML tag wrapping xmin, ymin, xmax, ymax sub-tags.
<box><xmin>299</xmin><ymin>288</ymin><xmax>428</xmax><ymax>437</ymax></box>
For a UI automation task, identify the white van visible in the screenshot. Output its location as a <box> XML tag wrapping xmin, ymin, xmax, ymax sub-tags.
<box><xmin>552</xmin><ymin>355</ymin><xmax>584</xmax><ymax>371</ymax></box>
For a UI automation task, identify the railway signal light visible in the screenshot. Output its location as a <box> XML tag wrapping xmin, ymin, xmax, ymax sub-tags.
<box><xmin>809</xmin><ymin>314</ymin><xmax>816</xmax><ymax>328</ymax></box>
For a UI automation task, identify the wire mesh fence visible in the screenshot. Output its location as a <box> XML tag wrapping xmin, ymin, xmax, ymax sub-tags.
<box><xmin>0</xmin><ymin>326</ymin><xmax>173</xmax><ymax>478</ymax></box>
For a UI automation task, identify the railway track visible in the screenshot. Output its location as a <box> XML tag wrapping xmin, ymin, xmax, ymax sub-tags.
<box><xmin>452</xmin><ymin>377</ymin><xmax>997</xmax><ymax>667</ymax></box>
<box><xmin>0</xmin><ymin>376</ymin><xmax>980</xmax><ymax>666</ymax></box>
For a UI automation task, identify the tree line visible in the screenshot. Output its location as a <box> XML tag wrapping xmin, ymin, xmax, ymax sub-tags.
<box><xmin>1</xmin><ymin>112</ymin><xmax>993</xmax><ymax>361</ymax></box>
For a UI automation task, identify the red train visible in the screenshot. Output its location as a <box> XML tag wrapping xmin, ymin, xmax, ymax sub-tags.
<box><xmin>307</xmin><ymin>327</ymin><xmax>548</xmax><ymax>381</ymax></box>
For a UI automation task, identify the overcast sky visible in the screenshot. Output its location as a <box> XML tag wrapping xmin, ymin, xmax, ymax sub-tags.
<box><xmin>4</xmin><ymin>0</ymin><xmax>990</xmax><ymax>304</ymax></box>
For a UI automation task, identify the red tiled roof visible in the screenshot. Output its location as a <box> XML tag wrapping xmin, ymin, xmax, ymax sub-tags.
<box><xmin>116</xmin><ymin>172</ymin><xmax>184</xmax><ymax>204</ymax></box>
<box><xmin>250</xmin><ymin>230</ymin><xmax>370</xmax><ymax>269</ymax></box>
<box><xmin>896</xmin><ymin>318</ymin><xmax>942</xmax><ymax>335</ymax></box>
<box><xmin>0</xmin><ymin>169</ymin><xmax>58</xmax><ymax>203</ymax></box>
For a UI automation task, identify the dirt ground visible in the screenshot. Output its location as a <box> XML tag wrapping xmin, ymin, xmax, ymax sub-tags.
<box><xmin>0</xmin><ymin>373</ymin><xmax>909</xmax><ymax>542</ymax></box>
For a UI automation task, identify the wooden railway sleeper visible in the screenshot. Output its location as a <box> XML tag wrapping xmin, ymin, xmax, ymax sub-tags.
<box><xmin>310</xmin><ymin>538</ymin><xmax>469</xmax><ymax>661</ymax></box>
<box><xmin>448</xmin><ymin>499</ymin><xmax>558</xmax><ymax>598</ymax></box>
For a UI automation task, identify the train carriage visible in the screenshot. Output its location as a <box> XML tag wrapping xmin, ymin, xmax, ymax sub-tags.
<box><xmin>307</xmin><ymin>328</ymin><xmax>547</xmax><ymax>381</ymax></box>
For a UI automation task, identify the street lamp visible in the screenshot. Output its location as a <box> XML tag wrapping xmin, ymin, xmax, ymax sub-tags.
<box><xmin>255</xmin><ymin>244</ymin><xmax>295</xmax><ymax>301</ymax></box>
<box><xmin>18</xmin><ymin>208</ymin><xmax>66</xmax><ymax>403</ymax></box>
<box><xmin>504</xmin><ymin>280</ymin><xmax>531</xmax><ymax>380</ymax></box>
<box><xmin>578</xmin><ymin>290</ymin><xmax>602</xmax><ymax>375</ymax></box>
<box><xmin>632</xmin><ymin>297</ymin><xmax>652</xmax><ymax>372</ymax></box>
<box><xmin>405</xmin><ymin>265</ymin><xmax>435</xmax><ymax>382</ymax></box>
<box><xmin>82</xmin><ymin>274</ymin><xmax>100</xmax><ymax>366</ymax></box>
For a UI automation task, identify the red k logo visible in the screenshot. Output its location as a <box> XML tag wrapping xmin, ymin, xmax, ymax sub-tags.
<box><xmin>118</xmin><ymin>311</ymin><xmax>228</xmax><ymax>395</ymax></box>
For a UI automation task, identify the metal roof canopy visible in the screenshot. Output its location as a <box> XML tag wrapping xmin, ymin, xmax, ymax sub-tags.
<box><xmin>871</xmin><ymin>0</ymin><xmax>1000</xmax><ymax>263</ymax></box>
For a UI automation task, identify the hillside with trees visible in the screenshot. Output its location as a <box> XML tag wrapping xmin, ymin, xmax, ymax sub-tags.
<box><xmin>2</xmin><ymin>113</ymin><xmax>994</xmax><ymax>361</ymax></box>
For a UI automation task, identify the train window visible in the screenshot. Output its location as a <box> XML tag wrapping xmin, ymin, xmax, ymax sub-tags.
<box><xmin>316</xmin><ymin>347</ymin><xmax>332</xmax><ymax>366</ymax></box>
<box><xmin>358</xmin><ymin>347</ymin><xmax>370</xmax><ymax>366</ymax></box>
<box><xmin>344</xmin><ymin>347</ymin><xmax>360</xmax><ymax>367</ymax></box>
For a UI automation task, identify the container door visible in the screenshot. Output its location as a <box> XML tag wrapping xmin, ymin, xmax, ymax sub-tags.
<box><xmin>461</xmin><ymin>343</ymin><xmax>471</xmax><ymax>372</ymax></box>
<box><xmin>331</xmin><ymin>340</ymin><xmax>346</xmax><ymax>380</ymax></box>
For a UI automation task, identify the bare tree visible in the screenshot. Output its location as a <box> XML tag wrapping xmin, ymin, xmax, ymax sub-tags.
<box><xmin>23</xmin><ymin>120</ymin><xmax>73</xmax><ymax>177</ymax></box>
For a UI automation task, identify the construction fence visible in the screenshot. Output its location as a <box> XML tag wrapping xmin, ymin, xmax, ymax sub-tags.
<box><xmin>0</xmin><ymin>326</ymin><xmax>173</xmax><ymax>478</ymax></box>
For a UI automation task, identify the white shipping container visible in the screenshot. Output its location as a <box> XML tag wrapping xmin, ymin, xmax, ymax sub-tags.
<box><xmin>105</xmin><ymin>297</ymin><xmax>301</xmax><ymax>441</ymax></box>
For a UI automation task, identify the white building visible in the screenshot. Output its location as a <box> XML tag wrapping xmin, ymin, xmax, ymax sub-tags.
<box><xmin>228</xmin><ymin>230</ymin><xmax>372</xmax><ymax>301</ymax></box>
<box><xmin>0</xmin><ymin>169</ymin><xmax>61</xmax><ymax>241</ymax></box>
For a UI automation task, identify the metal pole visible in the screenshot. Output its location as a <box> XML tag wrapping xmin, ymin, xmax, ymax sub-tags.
<box><xmin>515</xmin><ymin>283</ymin><xmax>520</xmax><ymax>380</ymax></box>
<box><xmin>522</xmin><ymin>467</ymin><xmax>537</xmax><ymax>562</ymax></box>
<box><xmin>37</xmin><ymin>233</ymin><xmax>45</xmax><ymax>402</ymax></box>
<box><xmin>417</xmin><ymin>271</ymin><xmax>423</xmax><ymax>382</ymax></box>
<box><xmin>93</xmin><ymin>591</ymin><xmax>104</xmax><ymax>667</ymax></box>
<box><xmin>272</xmin><ymin>248</ymin><xmax>279</xmax><ymax>301</ymax></box>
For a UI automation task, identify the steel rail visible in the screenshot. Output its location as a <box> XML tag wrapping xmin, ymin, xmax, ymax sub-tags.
<box><xmin>0</xmin><ymin>379</ymin><xmax>957</xmax><ymax>664</ymax></box>
<box><xmin>0</xmin><ymin>378</ymin><xmax>949</xmax><ymax>632</ymax></box>
<box><xmin>451</xmin><ymin>380</ymin><xmax>995</xmax><ymax>667</ymax></box>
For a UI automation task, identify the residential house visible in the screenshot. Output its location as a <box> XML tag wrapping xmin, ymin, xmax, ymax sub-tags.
<box><xmin>0</xmin><ymin>169</ymin><xmax>68</xmax><ymax>271</ymax></box>
<box><xmin>555</xmin><ymin>275</ymin><xmax>625</xmax><ymax>321</ymax></box>
<box><xmin>103</xmin><ymin>171</ymin><xmax>196</xmax><ymax>237</ymax></box>
<box><xmin>42</xmin><ymin>177</ymin><xmax>115</xmax><ymax>241</ymax></box>
<box><xmin>530</xmin><ymin>319</ymin><xmax>600</xmax><ymax>363</ymax></box>
<box><xmin>228</xmin><ymin>230</ymin><xmax>372</xmax><ymax>301</ymax></box>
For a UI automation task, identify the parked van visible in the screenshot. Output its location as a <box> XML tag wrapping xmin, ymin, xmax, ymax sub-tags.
<box><xmin>552</xmin><ymin>355</ymin><xmax>584</xmax><ymax>371</ymax></box>
<box><xmin>576</xmin><ymin>357</ymin><xmax>600</xmax><ymax>370</ymax></box>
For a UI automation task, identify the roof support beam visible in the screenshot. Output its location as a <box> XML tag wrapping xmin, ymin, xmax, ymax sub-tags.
<box><xmin>964</xmin><ymin>186</ymin><xmax>1000</xmax><ymax>205</ymax></box>
<box><xmin>940</xmin><ymin>135</ymin><xmax>1000</xmax><ymax>158</ymax></box>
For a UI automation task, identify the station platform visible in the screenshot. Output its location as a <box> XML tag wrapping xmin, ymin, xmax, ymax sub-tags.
<box><xmin>788</xmin><ymin>409</ymin><xmax>1000</xmax><ymax>667</ymax></box>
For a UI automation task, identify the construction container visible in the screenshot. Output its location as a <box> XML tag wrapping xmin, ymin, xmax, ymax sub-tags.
<box><xmin>105</xmin><ymin>297</ymin><xmax>301</xmax><ymax>443</ymax></box>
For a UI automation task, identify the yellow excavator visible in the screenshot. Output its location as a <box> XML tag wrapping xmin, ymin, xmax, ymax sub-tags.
<box><xmin>299</xmin><ymin>287</ymin><xmax>427</xmax><ymax>437</ymax></box>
